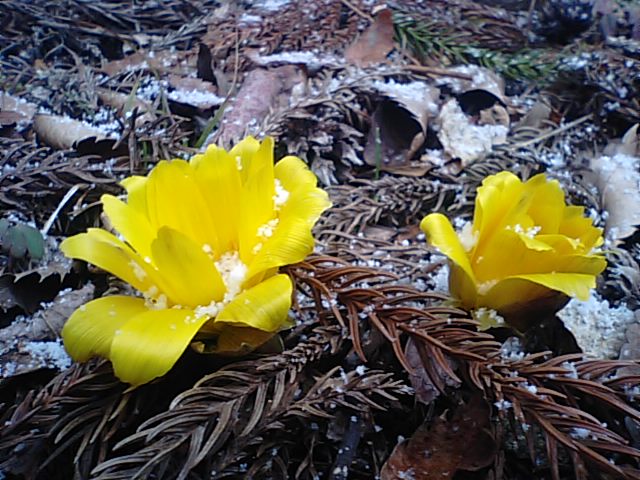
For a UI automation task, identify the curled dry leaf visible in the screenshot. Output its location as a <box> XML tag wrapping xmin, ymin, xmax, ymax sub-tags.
<box><xmin>345</xmin><ymin>8</ymin><xmax>395</xmax><ymax>67</ymax></box>
<box><xmin>380</xmin><ymin>395</ymin><xmax>496</xmax><ymax>480</ymax></box>
<box><xmin>364</xmin><ymin>81</ymin><xmax>439</xmax><ymax>171</ymax></box>
<box><xmin>33</xmin><ymin>114</ymin><xmax>114</xmax><ymax>151</ymax></box>
<box><xmin>437</xmin><ymin>65</ymin><xmax>506</xmax><ymax>102</ymax></box>
<box><xmin>586</xmin><ymin>124</ymin><xmax>640</xmax><ymax>243</ymax></box>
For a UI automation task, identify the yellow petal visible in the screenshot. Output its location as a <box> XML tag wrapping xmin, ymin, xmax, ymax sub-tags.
<box><xmin>101</xmin><ymin>194</ymin><xmax>155</xmax><ymax>259</ymax></box>
<box><xmin>229</xmin><ymin>135</ymin><xmax>260</xmax><ymax>181</ymax></box>
<box><xmin>473</xmin><ymin>229</ymin><xmax>605</xmax><ymax>284</ymax></box>
<box><xmin>215</xmin><ymin>273</ymin><xmax>293</xmax><ymax>332</ymax></box>
<box><xmin>274</xmin><ymin>155</ymin><xmax>319</xmax><ymax>194</ymax></box>
<box><xmin>109</xmin><ymin>308</ymin><xmax>209</xmax><ymax>385</ymax></box>
<box><xmin>62</xmin><ymin>296</ymin><xmax>148</xmax><ymax>362</ymax></box>
<box><xmin>120</xmin><ymin>175</ymin><xmax>148</xmax><ymax>215</ymax></box>
<box><xmin>526</xmin><ymin>175</ymin><xmax>566</xmax><ymax>234</ymax></box>
<box><xmin>246</xmin><ymin>187</ymin><xmax>330</xmax><ymax>281</ymax></box>
<box><xmin>191</xmin><ymin>145</ymin><xmax>242</xmax><ymax>253</ymax></box>
<box><xmin>421</xmin><ymin>213</ymin><xmax>476</xmax><ymax>286</ymax></box>
<box><xmin>150</xmin><ymin>226</ymin><xmax>224</xmax><ymax>307</ymax></box>
<box><xmin>515</xmin><ymin>232</ymin><xmax>554</xmax><ymax>251</ymax></box>
<box><xmin>146</xmin><ymin>160</ymin><xmax>219</xmax><ymax>250</ymax></box>
<box><xmin>560</xmin><ymin>206</ymin><xmax>604</xmax><ymax>250</ymax></box>
<box><xmin>482</xmin><ymin>272</ymin><xmax>597</xmax><ymax>312</ymax></box>
<box><xmin>61</xmin><ymin>229</ymin><xmax>159</xmax><ymax>294</ymax></box>
<box><xmin>238</xmin><ymin>138</ymin><xmax>276</xmax><ymax>261</ymax></box>
<box><xmin>473</xmin><ymin>171</ymin><xmax>526</xmax><ymax>248</ymax></box>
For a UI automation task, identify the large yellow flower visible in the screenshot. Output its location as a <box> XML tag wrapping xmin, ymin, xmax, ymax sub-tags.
<box><xmin>61</xmin><ymin>137</ymin><xmax>330</xmax><ymax>385</ymax></box>
<box><xmin>420</xmin><ymin>171</ymin><xmax>606</xmax><ymax>330</ymax></box>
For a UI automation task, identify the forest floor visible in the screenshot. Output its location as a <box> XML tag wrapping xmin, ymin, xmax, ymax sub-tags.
<box><xmin>0</xmin><ymin>0</ymin><xmax>640</xmax><ymax>479</ymax></box>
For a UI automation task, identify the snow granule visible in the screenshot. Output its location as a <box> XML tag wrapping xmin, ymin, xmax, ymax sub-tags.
<box><xmin>437</xmin><ymin>99</ymin><xmax>508</xmax><ymax>164</ymax></box>
<box><xmin>428</xmin><ymin>259</ymin><xmax>450</xmax><ymax>293</ymax></box>
<box><xmin>254</xmin><ymin>51</ymin><xmax>336</xmax><ymax>68</ymax></box>
<box><xmin>501</xmin><ymin>337</ymin><xmax>525</xmax><ymax>362</ymax></box>
<box><xmin>494</xmin><ymin>399</ymin><xmax>513</xmax><ymax>410</ymax></box>
<box><xmin>570</xmin><ymin>427</ymin><xmax>591</xmax><ymax>439</ymax></box>
<box><xmin>557</xmin><ymin>293</ymin><xmax>637</xmax><ymax>359</ymax></box>
<box><xmin>23</xmin><ymin>339</ymin><xmax>72</xmax><ymax>371</ymax></box>
<box><xmin>168</xmin><ymin>89</ymin><xmax>224</xmax><ymax>108</ymax></box>
<box><xmin>257</xmin><ymin>219</ymin><xmax>279</xmax><ymax>238</ymax></box>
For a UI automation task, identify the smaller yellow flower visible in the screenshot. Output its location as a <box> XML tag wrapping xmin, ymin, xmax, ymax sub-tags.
<box><xmin>420</xmin><ymin>171</ymin><xmax>606</xmax><ymax>330</ymax></box>
<box><xmin>61</xmin><ymin>136</ymin><xmax>330</xmax><ymax>385</ymax></box>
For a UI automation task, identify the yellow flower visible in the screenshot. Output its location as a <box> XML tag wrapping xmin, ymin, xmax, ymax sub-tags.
<box><xmin>420</xmin><ymin>171</ymin><xmax>606</xmax><ymax>330</ymax></box>
<box><xmin>61</xmin><ymin>137</ymin><xmax>331</xmax><ymax>385</ymax></box>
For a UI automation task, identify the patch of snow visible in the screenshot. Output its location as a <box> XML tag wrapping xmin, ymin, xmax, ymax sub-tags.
<box><xmin>558</xmin><ymin>293</ymin><xmax>638</xmax><ymax>359</ymax></box>
<box><xmin>22</xmin><ymin>339</ymin><xmax>72</xmax><ymax>371</ymax></box>
<box><xmin>437</xmin><ymin>99</ymin><xmax>508</xmax><ymax>165</ymax></box>
<box><xmin>253</xmin><ymin>50</ymin><xmax>337</xmax><ymax>69</ymax></box>
<box><xmin>168</xmin><ymin>89</ymin><xmax>224</xmax><ymax>108</ymax></box>
<box><xmin>501</xmin><ymin>337</ymin><xmax>525</xmax><ymax>362</ymax></box>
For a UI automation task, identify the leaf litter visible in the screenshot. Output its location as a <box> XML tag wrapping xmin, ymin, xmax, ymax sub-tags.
<box><xmin>0</xmin><ymin>0</ymin><xmax>640</xmax><ymax>479</ymax></box>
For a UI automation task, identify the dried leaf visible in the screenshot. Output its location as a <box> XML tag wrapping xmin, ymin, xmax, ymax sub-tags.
<box><xmin>587</xmin><ymin>124</ymin><xmax>640</xmax><ymax>243</ymax></box>
<box><xmin>33</xmin><ymin>114</ymin><xmax>114</xmax><ymax>151</ymax></box>
<box><xmin>101</xmin><ymin>49</ymin><xmax>180</xmax><ymax>77</ymax></box>
<box><xmin>517</xmin><ymin>99</ymin><xmax>552</xmax><ymax>128</ymax></box>
<box><xmin>345</xmin><ymin>9</ymin><xmax>395</xmax><ymax>67</ymax></box>
<box><xmin>364</xmin><ymin>82</ymin><xmax>439</xmax><ymax>169</ymax></box>
<box><xmin>381</xmin><ymin>396</ymin><xmax>496</xmax><ymax>479</ymax></box>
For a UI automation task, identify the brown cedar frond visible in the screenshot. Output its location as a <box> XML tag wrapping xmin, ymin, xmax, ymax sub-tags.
<box><xmin>318</xmin><ymin>176</ymin><xmax>456</xmax><ymax>238</ymax></box>
<box><xmin>0</xmin><ymin>359</ymin><xmax>129</xmax><ymax>479</ymax></box>
<box><xmin>90</xmin><ymin>325</ymin><xmax>350</xmax><ymax>480</ymax></box>
<box><xmin>299</xmin><ymin>255</ymin><xmax>640</xmax><ymax>478</ymax></box>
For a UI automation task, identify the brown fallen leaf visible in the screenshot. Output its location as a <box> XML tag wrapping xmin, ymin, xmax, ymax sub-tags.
<box><xmin>586</xmin><ymin>124</ymin><xmax>640</xmax><ymax>243</ymax></box>
<box><xmin>381</xmin><ymin>395</ymin><xmax>496</xmax><ymax>480</ymax></box>
<box><xmin>345</xmin><ymin>8</ymin><xmax>395</xmax><ymax>67</ymax></box>
<box><xmin>33</xmin><ymin>113</ymin><xmax>115</xmax><ymax>151</ymax></box>
<box><xmin>364</xmin><ymin>82</ymin><xmax>440</xmax><ymax>171</ymax></box>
